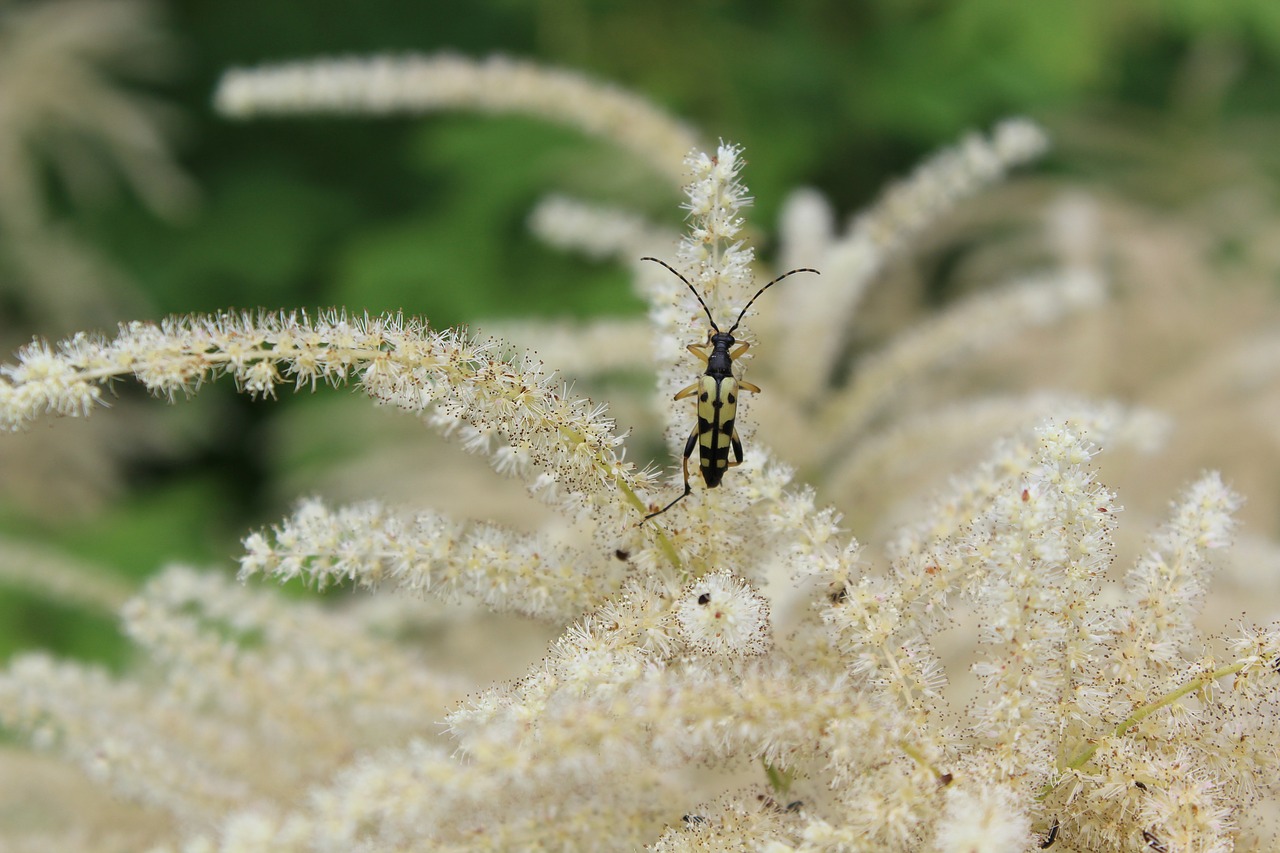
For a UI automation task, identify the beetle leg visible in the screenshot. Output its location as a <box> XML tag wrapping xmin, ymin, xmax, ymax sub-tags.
<box><xmin>642</xmin><ymin>425</ymin><xmax>698</xmax><ymax>522</ymax></box>
<box><xmin>738</xmin><ymin>379</ymin><xmax>761</xmax><ymax>394</ymax></box>
<box><xmin>686</xmin><ymin>343</ymin><xmax>711</xmax><ymax>364</ymax></box>
<box><xmin>728</xmin><ymin>341</ymin><xmax>750</xmax><ymax>359</ymax></box>
<box><xmin>728</xmin><ymin>428</ymin><xmax>745</xmax><ymax>467</ymax></box>
<box><xmin>673</xmin><ymin>381</ymin><xmax>700</xmax><ymax>401</ymax></box>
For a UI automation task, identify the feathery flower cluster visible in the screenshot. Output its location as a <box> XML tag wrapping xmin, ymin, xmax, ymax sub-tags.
<box><xmin>0</xmin><ymin>311</ymin><xmax>656</xmax><ymax>534</ymax></box>
<box><xmin>1</xmin><ymin>52</ymin><xmax>1278</xmax><ymax>853</ymax></box>
<box><xmin>818</xmin><ymin>267</ymin><xmax>1106</xmax><ymax>453</ymax></box>
<box><xmin>768</xmin><ymin>118</ymin><xmax>1051</xmax><ymax>407</ymax></box>
<box><xmin>215</xmin><ymin>53</ymin><xmax>701</xmax><ymax>182</ymax></box>
<box><xmin>645</xmin><ymin>141</ymin><xmax>764</xmax><ymax>431</ymax></box>
<box><xmin>853</xmin><ymin>118</ymin><xmax>1049</xmax><ymax>255</ymax></box>
<box><xmin>527</xmin><ymin>194</ymin><xmax>677</xmax><ymax>262</ymax></box>
<box><xmin>0</xmin><ymin>567</ymin><xmax>461</xmax><ymax>828</ymax></box>
<box><xmin>240</xmin><ymin>497</ymin><xmax>622</xmax><ymax>622</ymax></box>
<box><xmin>0</xmin><ymin>0</ymin><xmax>195</xmax><ymax>229</ymax></box>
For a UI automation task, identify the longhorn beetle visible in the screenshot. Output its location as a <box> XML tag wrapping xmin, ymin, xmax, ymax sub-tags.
<box><xmin>641</xmin><ymin>256</ymin><xmax>819</xmax><ymax>522</ymax></box>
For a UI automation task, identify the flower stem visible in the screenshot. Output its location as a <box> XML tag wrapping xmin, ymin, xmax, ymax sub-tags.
<box><xmin>763</xmin><ymin>759</ymin><xmax>794</xmax><ymax>797</ymax></box>
<box><xmin>1036</xmin><ymin>659</ymin><xmax>1253</xmax><ymax>803</ymax></box>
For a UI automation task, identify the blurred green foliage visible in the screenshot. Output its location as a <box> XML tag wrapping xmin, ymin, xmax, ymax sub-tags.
<box><xmin>5</xmin><ymin>0</ymin><xmax>1280</xmax><ymax>661</ymax></box>
<box><xmin>88</xmin><ymin>0</ymin><xmax>1280</xmax><ymax>327</ymax></box>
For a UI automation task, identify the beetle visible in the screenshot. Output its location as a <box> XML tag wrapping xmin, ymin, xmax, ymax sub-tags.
<box><xmin>1039</xmin><ymin>816</ymin><xmax>1060</xmax><ymax>849</ymax></box>
<box><xmin>641</xmin><ymin>256</ymin><xmax>819</xmax><ymax>522</ymax></box>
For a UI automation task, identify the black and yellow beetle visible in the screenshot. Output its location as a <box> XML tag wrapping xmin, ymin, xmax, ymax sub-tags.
<box><xmin>641</xmin><ymin>256</ymin><xmax>819</xmax><ymax>522</ymax></box>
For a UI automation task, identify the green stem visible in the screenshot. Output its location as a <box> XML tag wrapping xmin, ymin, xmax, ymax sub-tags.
<box><xmin>552</xmin><ymin>421</ymin><xmax>683</xmax><ymax>572</ymax></box>
<box><xmin>763</xmin><ymin>759</ymin><xmax>795</xmax><ymax>797</ymax></box>
<box><xmin>899</xmin><ymin>739</ymin><xmax>949</xmax><ymax>782</ymax></box>
<box><xmin>1035</xmin><ymin>659</ymin><xmax>1253</xmax><ymax>803</ymax></box>
<box><xmin>615</xmin><ymin>475</ymin><xmax>683</xmax><ymax>570</ymax></box>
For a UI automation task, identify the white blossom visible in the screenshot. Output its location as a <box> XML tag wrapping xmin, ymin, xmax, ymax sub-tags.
<box><xmin>674</xmin><ymin>569</ymin><xmax>772</xmax><ymax>657</ymax></box>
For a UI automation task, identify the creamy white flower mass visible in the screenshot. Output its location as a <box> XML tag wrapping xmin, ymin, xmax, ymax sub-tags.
<box><xmin>1</xmin><ymin>52</ymin><xmax>1277</xmax><ymax>853</ymax></box>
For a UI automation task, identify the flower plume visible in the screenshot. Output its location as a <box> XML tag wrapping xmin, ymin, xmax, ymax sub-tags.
<box><xmin>1</xmin><ymin>52</ymin><xmax>1277</xmax><ymax>853</ymax></box>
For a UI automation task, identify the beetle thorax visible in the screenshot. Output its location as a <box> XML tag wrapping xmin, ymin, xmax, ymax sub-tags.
<box><xmin>710</xmin><ymin>331</ymin><xmax>735</xmax><ymax>349</ymax></box>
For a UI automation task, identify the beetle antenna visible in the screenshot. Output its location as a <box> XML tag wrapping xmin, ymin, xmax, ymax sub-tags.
<box><xmin>642</xmin><ymin>256</ymin><xmax>719</xmax><ymax>332</ymax></box>
<box><xmin>727</xmin><ymin>267</ymin><xmax>820</xmax><ymax>334</ymax></box>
